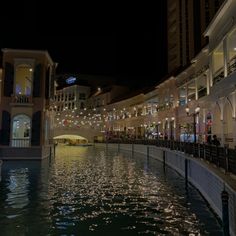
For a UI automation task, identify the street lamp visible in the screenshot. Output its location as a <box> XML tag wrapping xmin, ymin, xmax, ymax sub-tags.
<box><xmin>185</xmin><ymin>105</ymin><xmax>200</xmax><ymax>143</ymax></box>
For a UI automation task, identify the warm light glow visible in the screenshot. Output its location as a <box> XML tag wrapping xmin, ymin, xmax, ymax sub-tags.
<box><xmin>195</xmin><ymin>106</ymin><xmax>200</xmax><ymax>114</ymax></box>
<box><xmin>185</xmin><ymin>106</ymin><xmax>190</xmax><ymax>114</ymax></box>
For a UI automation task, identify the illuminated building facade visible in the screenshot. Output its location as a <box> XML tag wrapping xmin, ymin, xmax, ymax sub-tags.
<box><xmin>54</xmin><ymin>83</ymin><xmax>90</xmax><ymax>129</ymax></box>
<box><xmin>55</xmin><ymin>1</ymin><xmax>236</xmax><ymax>147</ymax></box>
<box><xmin>167</xmin><ymin>0</ymin><xmax>224</xmax><ymax>73</ymax></box>
<box><xmin>0</xmin><ymin>49</ymin><xmax>57</xmax><ymax>159</ymax></box>
<box><xmin>103</xmin><ymin>0</ymin><xmax>236</xmax><ymax>147</ymax></box>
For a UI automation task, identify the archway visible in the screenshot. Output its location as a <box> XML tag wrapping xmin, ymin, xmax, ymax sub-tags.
<box><xmin>12</xmin><ymin>114</ymin><xmax>31</xmax><ymax>147</ymax></box>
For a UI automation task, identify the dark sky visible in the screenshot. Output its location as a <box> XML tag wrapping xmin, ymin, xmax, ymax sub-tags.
<box><xmin>0</xmin><ymin>1</ymin><xmax>167</xmax><ymax>88</ymax></box>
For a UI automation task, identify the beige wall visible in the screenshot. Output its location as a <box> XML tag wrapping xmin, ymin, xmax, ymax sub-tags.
<box><xmin>0</xmin><ymin>49</ymin><xmax>55</xmax><ymax>147</ymax></box>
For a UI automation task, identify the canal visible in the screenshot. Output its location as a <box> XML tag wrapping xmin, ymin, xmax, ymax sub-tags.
<box><xmin>0</xmin><ymin>146</ymin><xmax>223</xmax><ymax>235</ymax></box>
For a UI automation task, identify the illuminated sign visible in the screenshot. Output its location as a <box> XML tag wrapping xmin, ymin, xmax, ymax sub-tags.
<box><xmin>66</xmin><ymin>76</ymin><xmax>76</xmax><ymax>84</ymax></box>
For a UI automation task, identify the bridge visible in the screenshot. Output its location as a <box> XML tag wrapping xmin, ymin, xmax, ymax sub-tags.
<box><xmin>53</xmin><ymin>127</ymin><xmax>103</xmax><ymax>142</ymax></box>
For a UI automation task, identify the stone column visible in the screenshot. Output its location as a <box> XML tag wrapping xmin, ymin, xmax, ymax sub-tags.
<box><xmin>195</xmin><ymin>78</ymin><xmax>198</xmax><ymax>100</ymax></box>
<box><xmin>209</xmin><ymin>56</ymin><xmax>213</xmax><ymax>87</ymax></box>
<box><xmin>223</xmin><ymin>38</ymin><xmax>228</xmax><ymax>78</ymax></box>
<box><xmin>206</xmin><ymin>70</ymin><xmax>210</xmax><ymax>95</ymax></box>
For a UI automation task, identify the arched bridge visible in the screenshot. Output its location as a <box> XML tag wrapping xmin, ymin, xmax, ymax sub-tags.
<box><xmin>53</xmin><ymin>127</ymin><xmax>102</xmax><ymax>142</ymax></box>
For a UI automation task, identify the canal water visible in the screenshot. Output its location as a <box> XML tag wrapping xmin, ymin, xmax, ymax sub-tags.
<box><xmin>0</xmin><ymin>146</ymin><xmax>223</xmax><ymax>235</ymax></box>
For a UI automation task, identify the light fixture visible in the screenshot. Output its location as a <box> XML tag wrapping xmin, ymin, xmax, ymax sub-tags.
<box><xmin>195</xmin><ymin>105</ymin><xmax>200</xmax><ymax>114</ymax></box>
<box><xmin>185</xmin><ymin>106</ymin><xmax>190</xmax><ymax>115</ymax></box>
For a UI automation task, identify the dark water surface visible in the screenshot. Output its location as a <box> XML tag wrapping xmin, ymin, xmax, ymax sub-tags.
<box><xmin>0</xmin><ymin>146</ymin><xmax>223</xmax><ymax>235</ymax></box>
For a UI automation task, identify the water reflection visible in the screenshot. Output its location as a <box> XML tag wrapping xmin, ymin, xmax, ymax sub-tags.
<box><xmin>0</xmin><ymin>146</ymin><xmax>223</xmax><ymax>235</ymax></box>
<box><xmin>6</xmin><ymin>168</ymin><xmax>29</xmax><ymax>209</ymax></box>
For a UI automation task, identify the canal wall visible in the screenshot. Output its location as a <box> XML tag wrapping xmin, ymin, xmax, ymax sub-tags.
<box><xmin>95</xmin><ymin>143</ymin><xmax>236</xmax><ymax>236</ymax></box>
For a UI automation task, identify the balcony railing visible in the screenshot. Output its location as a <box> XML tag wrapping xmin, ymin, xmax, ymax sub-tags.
<box><xmin>11</xmin><ymin>94</ymin><xmax>32</xmax><ymax>104</ymax></box>
<box><xmin>11</xmin><ymin>138</ymin><xmax>30</xmax><ymax>147</ymax></box>
<box><xmin>213</xmin><ymin>68</ymin><xmax>224</xmax><ymax>85</ymax></box>
<box><xmin>228</xmin><ymin>56</ymin><xmax>236</xmax><ymax>76</ymax></box>
<box><xmin>198</xmin><ymin>87</ymin><xmax>207</xmax><ymax>99</ymax></box>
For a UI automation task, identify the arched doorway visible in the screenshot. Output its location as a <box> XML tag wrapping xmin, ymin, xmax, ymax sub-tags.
<box><xmin>12</xmin><ymin>114</ymin><xmax>31</xmax><ymax>147</ymax></box>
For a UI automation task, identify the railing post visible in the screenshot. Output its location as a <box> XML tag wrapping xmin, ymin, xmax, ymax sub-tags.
<box><xmin>54</xmin><ymin>143</ymin><xmax>56</xmax><ymax>157</ymax></box>
<box><xmin>203</xmin><ymin>144</ymin><xmax>205</xmax><ymax>160</ymax></box>
<box><xmin>185</xmin><ymin>159</ymin><xmax>188</xmax><ymax>187</ymax></box>
<box><xmin>0</xmin><ymin>160</ymin><xmax>3</xmax><ymax>182</ymax></box>
<box><xmin>225</xmin><ymin>146</ymin><xmax>229</xmax><ymax>173</ymax></box>
<box><xmin>147</xmin><ymin>146</ymin><xmax>149</xmax><ymax>159</ymax></box>
<box><xmin>163</xmin><ymin>150</ymin><xmax>166</xmax><ymax>165</ymax></box>
<box><xmin>221</xmin><ymin>190</ymin><xmax>230</xmax><ymax>236</ymax></box>
<box><xmin>132</xmin><ymin>143</ymin><xmax>134</xmax><ymax>156</ymax></box>
<box><xmin>118</xmin><ymin>143</ymin><xmax>120</xmax><ymax>152</ymax></box>
<box><xmin>198</xmin><ymin>143</ymin><xmax>200</xmax><ymax>158</ymax></box>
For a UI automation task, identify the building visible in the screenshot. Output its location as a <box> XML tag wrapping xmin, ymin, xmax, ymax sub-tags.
<box><xmin>0</xmin><ymin>49</ymin><xmax>57</xmax><ymax>159</ymax></box>
<box><xmin>167</xmin><ymin>0</ymin><xmax>224</xmax><ymax>73</ymax></box>
<box><xmin>54</xmin><ymin>83</ymin><xmax>90</xmax><ymax>131</ymax></box>
<box><xmin>100</xmin><ymin>0</ymin><xmax>236</xmax><ymax>148</ymax></box>
<box><xmin>87</xmin><ymin>85</ymin><xmax>129</xmax><ymax>109</ymax></box>
<box><xmin>53</xmin><ymin>73</ymin><xmax>130</xmax><ymax>142</ymax></box>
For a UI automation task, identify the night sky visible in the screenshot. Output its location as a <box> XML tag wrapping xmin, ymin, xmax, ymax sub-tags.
<box><xmin>0</xmin><ymin>1</ymin><xmax>167</xmax><ymax>88</ymax></box>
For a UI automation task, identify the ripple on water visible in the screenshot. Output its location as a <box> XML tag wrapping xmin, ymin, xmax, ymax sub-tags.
<box><xmin>0</xmin><ymin>146</ymin><xmax>223</xmax><ymax>235</ymax></box>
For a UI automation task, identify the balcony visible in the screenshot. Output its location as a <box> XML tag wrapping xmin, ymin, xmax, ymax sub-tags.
<box><xmin>11</xmin><ymin>138</ymin><xmax>30</xmax><ymax>147</ymax></box>
<box><xmin>228</xmin><ymin>56</ymin><xmax>236</xmax><ymax>76</ymax></box>
<box><xmin>213</xmin><ymin>68</ymin><xmax>224</xmax><ymax>85</ymax></box>
<box><xmin>10</xmin><ymin>94</ymin><xmax>33</xmax><ymax>106</ymax></box>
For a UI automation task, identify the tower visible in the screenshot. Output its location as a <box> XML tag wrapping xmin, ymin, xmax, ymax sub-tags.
<box><xmin>0</xmin><ymin>49</ymin><xmax>57</xmax><ymax>159</ymax></box>
<box><xmin>167</xmin><ymin>0</ymin><xmax>225</xmax><ymax>73</ymax></box>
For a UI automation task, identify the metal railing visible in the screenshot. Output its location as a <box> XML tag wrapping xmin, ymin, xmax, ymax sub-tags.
<box><xmin>11</xmin><ymin>95</ymin><xmax>32</xmax><ymax>104</ymax></box>
<box><xmin>213</xmin><ymin>68</ymin><xmax>224</xmax><ymax>85</ymax></box>
<box><xmin>228</xmin><ymin>56</ymin><xmax>236</xmax><ymax>76</ymax></box>
<box><xmin>96</xmin><ymin>139</ymin><xmax>236</xmax><ymax>176</ymax></box>
<box><xmin>11</xmin><ymin>138</ymin><xmax>30</xmax><ymax>147</ymax></box>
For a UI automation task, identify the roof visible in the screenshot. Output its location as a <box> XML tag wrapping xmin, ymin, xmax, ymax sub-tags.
<box><xmin>1</xmin><ymin>48</ymin><xmax>54</xmax><ymax>65</ymax></box>
<box><xmin>109</xmin><ymin>86</ymin><xmax>154</xmax><ymax>104</ymax></box>
<box><xmin>89</xmin><ymin>86</ymin><xmax>112</xmax><ymax>98</ymax></box>
<box><xmin>204</xmin><ymin>0</ymin><xmax>231</xmax><ymax>36</ymax></box>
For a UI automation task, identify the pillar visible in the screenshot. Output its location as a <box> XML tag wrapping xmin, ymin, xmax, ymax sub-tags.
<box><xmin>223</xmin><ymin>38</ymin><xmax>228</xmax><ymax>78</ymax></box>
<box><xmin>209</xmin><ymin>56</ymin><xmax>213</xmax><ymax>87</ymax></box>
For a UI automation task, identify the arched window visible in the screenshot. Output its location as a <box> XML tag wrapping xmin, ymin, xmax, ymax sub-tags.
<box><xmin>12</xmin><ymin>114</ymin><xmax>31</xmax><ymax>147</ymax></box>
<box><xmin>15</xmin><ymin>64</ymin><xmax>33</xmax><ymax>96</ymax></box>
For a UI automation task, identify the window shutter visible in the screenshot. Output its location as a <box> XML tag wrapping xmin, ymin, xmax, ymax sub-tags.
<box><xmin>31</xmin><ymin>111</ymin><xmax>41</xmax><ymax>146</ymax></box>
<box><xmin>0</xmin><ymin>110</ymin><xmax>11</xmax><ymax>145</ymax></box>
<box><xmin>3</xmin><ymin>62</ymin><xmax>14</xmax><ymax>97</ymax></box>
<box><xmin>45</xmin><ymin>67</ymin><xmax>50</xmax><ymax>99</ymax></box>
<box><xmin>33</xmin><ymin>64</ymin><xmax>42</xmax><ymax>97</ymax></box>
